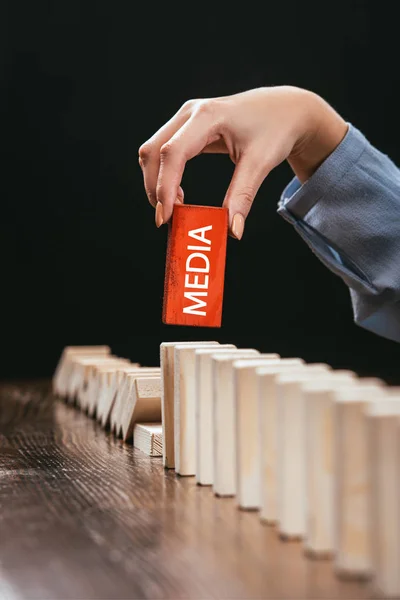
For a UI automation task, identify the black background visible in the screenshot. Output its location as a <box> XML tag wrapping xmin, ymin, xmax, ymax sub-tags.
<box><xmin>1</xmin><ymin>1</ymin><xmax>399</xmax><ymax>381</ymax></box>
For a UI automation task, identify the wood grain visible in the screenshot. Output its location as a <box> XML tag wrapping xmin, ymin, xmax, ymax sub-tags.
<box><xmin>0</xmin><ymin>380</ymin><xmax>379</xmax><ymax>599</ymax></box>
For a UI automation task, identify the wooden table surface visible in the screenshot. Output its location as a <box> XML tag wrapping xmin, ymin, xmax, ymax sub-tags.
<box><xmin>0</xmin><ymin>381</ymin><xmax>380</xmax><ymax>600</ymax></box>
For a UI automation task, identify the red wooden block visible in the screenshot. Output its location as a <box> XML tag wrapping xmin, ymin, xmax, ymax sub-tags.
<box><xmin>162</xmin><ymin>204</ymin><xmax>228</xmax><ymax>328</ymax></box>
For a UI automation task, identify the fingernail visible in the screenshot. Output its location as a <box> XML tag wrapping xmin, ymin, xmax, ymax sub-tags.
<box><xmin>155</xmin><ymin>202</ymin><xmax>164</xmax><ymax>228</ymax></box>
<box><xmin>175</xmin><ymin>197</ymin><xmax>183</xmax><ymax>204</ymax></box>
<box><xmin>231</xmin><ymin>213</ymin><xmax>245</xmax><ymax>240</ymax></box>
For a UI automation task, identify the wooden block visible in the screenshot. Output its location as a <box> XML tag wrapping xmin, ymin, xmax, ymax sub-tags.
<box><xmin>78</xmin><ymin>359</ymin><xmax>129</xmax><ymax>412</ymax></box>
<box><xmin>256</xmin><ymin>359</ymin><xmax>305</xmax><ymax>524</ymax></box>
<box><xmin>98</xmin><ymin>369</ymin><xmax>122</xmax><ymax>426</ymax></box>
<box><xmin>194</xmin><ymin>345</ymin><xmax>237</xmax><ymax>485</ymax></box>
<box><xmin>101</xmin><ymin>365</ymin><xmax>153</xmax><ymax>429</ymax></box>
<box><xmin>367</xmin><ymin>395</ymin><xmax>400</xmax><ymax>598</ymax></box>
<box><xmin>174</xmin><ymin>343</ymin><xmax>221</xmax><ymax>475</ymax></box>
<box><xmin>234</xmin><ymin>356</ymin><xmax>293</xmax><ymax>510</ymax></box>
<box><xmin>121</xmin><ymin>376</ymin><xmax>161</xmax><ymax>442</ymax></box>
<box><xmin>212</xmin><ymin>350</ymin><xmax>260</xmax><ymax>497</ymax></box>
<box><xmin>276</xmin><ymin>365</ymin><xmax>337</xmax><ymax>540</ymax></box>
<box><xmin>96</xmin><ymin>369</ymin><xmax>114</xmax><ymax>423</ymax></box>
<box><xmin>133</xmin><ymin>423</ymin><xmax>163</xmax><ymax>456</ymax></box>
<box><xmin>56</xmin><ymin>352</ymin><xmax>109</xmax><ymax>402</ymax></box>
<box><xmin>69</xmin><ymin>356</ymin><xmax>121</xmax><ymax>407</ymax></box>
<box><xmin>53</xmin><ymin>345</ymin><xmax>111</xmax><ymax>397</ymax></box>
<box><xmin>95</xmin><ymin>364</ymin><xmax>138</xmax><ymax>424</ymax></box>
<box><xmin>302</xmin><ymin>377</ymin><xmax>381</xmax><ymax>560</ymax></box>
<box><xmin>85</xmin><ymin>360</ymin><xmax>132</xmax><ymax>417</ymax></box>
<box><xmin>111</xmin><ymin>368</ymin><xmax>160</xmax><ymax>436</ymax></box>
<box><xmin>215</xmin><ymin>353</ymin><xmax>280</xmax><ymax>499</ymax></box>
<box><xmin>160</xmin><ymin>341</ymin><xmax>218</xmax><ymax>469</ymax></box>
<box><xmin>333</xmin><ymin>381</ymin><xmax>388</xmax><ymax>579</ymax></box>
<box><xmin>162</xmin><ymin>204</ymin><xmax>228</xmax><ymax>327</ymax></box>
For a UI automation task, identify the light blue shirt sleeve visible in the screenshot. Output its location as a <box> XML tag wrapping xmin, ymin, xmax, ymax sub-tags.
<box><xmin>277</xmin><ymin>124</ymin><xmax>400</xmax><ymax>343</ymax></box>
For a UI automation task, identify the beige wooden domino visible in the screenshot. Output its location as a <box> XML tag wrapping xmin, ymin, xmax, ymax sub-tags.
<box><xmin>333</xmin><ymin>380</ymin><xmax>388</xmax><ymax>580</ymax></box>
<box><xmin>102</xmin><ymin>365</ymin><xmax>154</xmax><ymax>429</ymax></box>
<box><xmin>121</xmin><ymin>376</ymin><xmax>161</xmax><ymax>442</ymax></box>
<box><xmin>302</xmin><ymin>376</ymin><xmax>358</xmax><ymax>558</ymax></box>
<box><xmin>133</xmin><ymin>423</ymin><xmax>163</xmax><ymax>456</ymax></box>
<box><xmin>85</xmin><ymin>361</ymin><xmax>132</xmax><ymax>418</ymax></box>
<box><xmin>96</xmin><ymin>364</ymin><xmax>137</xmax><ymax>424</ymax></box>
<box><xmin>53</xmin><ymin>345</ymin><xmax>111</xmax><ymax>397</ymax></box>
<box><xmin>302</xmin><ymin>377</ymin><xmax>381</xmax><ymax>560</ymax></box>
<box><xmin>57</xmin><ymin>354</ymin><xmax>90</xmax><ymax>403</ymax></box>
<box><xmin>100</xmin><ymin>367</ymin><xmax>130</xmax><ymax>428</ymax></box>
<box><xmin>84</xmin><ymin>360</ymin><xmax>132</xmax><ymax>417</ymax></box>
<box><xmin>212</xmin><ymin>350</ymin><xmax>260</xmax><ymax>497</ymax></box>
<box><xmin>160</xmin><ymin>341</ymin><xmax>218</xmax><ymax>469</ymax></box>
<box><xmin>70</xmin><ymin>356</ymin><xmax>121</xmax><ymax>408</ymax></box>
<box><xmin>70</xmin><ymin>357</ymin><xmax>109</xmax><ymax>408</ymax></box>
<box><xmin>234</xmin><ymin>355</ymin><xmax>297</xmax><ymax>510</ymax></box>
<box><xmin>367</xmin><ymin>395</ymin><xmax>400</xmax><ymax>598</ymax></box>
<box><xmin>276</xmin><ymin>365</ymin><xmax>342</xmax><ymax>540</ymax></box>
<box><xmin>256</xmin><ymin>359</ymin><xmax>305</xmax><ymax>524</ymax></box>
<box><xmin>174</xmin><ymin>343</ymin><xmax>220</xmax><ymax>476</ymax></box>
<box><xmin>194</xmin><ymin>345</ymin><xmax>237</xmax><ymax>485</ymax></box>
<box><xmin>99</xmin><ymin>369</ymin><xmax>123</xmax><ymax>427</ymax></box>
<box><xmin>111</xmin><ymin>367</ymin><xmax>160</xmax><ymax>436</ymax></box>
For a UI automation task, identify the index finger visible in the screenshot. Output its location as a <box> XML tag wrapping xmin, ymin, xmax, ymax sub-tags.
<box><xmin>138</xmin><ymin>101</ymin><xmax>194</xmax><ymax>207</ymax></box>
<box><xmin>156</xmin><ymin>105</ymin><xmax>221</xmax><ymax>223</ymax></box>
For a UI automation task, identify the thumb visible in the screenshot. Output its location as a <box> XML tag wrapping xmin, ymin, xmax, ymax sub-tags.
<box><xmin>223</xmin><ymin>152</ymin><xmax>270</xmax><ymax>240</ymax></box>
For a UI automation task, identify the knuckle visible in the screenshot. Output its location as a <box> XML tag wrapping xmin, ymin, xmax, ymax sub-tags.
<box><xmin>194</xmin><ymin>99</ymin><xmax>213</xmax><ymax>116</ymax></box>
<box><xmin>138</xmin><ymin>142</ymin><xmax>153</xmax><ymax>163</ymax></box>
<box><xmin>160</xmin><ymin>141</ymin><xmax>177</xmax><ymax>161</ymax></box>
<box><xmin>180</xmin><ymin>98</ymin><xmax>197</xmax><ymax>112</ymax></box>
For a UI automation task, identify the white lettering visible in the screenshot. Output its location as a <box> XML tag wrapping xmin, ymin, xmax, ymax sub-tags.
<box><xmin>184</xmin><ymin>273</ymin><xmax>209</xmax><ymax>289</ymax></box>
<box><xmin>186</xmin><ymin>253</ymin><xmax>210</xmax><ymax>273</ymax></box>
<box><xmin>183</xmin><ymin>225</ymin><xmax>213</xmax><ymax>318</ymax></box>
<box><xmin>183</xmin><ymin>292</ymin><xmax>208</xmax><ymax>316</ymax></box>
<box><xmin>188</xmin><ymin>225</ymin><xmax>212</xmax><ymax>245</ymax></box>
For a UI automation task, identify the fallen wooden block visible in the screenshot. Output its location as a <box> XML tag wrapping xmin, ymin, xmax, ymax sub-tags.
<box><xmin>68</xmin><ymin>355</ymin><xmax>122</xmax><ymax>407</ymax></box>
<box><xmin>333</xmin><ymin>380</ymin><xmax>388</xmax><ymax>580</ymax></box>
<box><xmin>160</xmin><ymin>341</ymin><xmax>218</xmax><ymax>469</ymax></box>
<box><xmin>84</xmin><ymin>359</ymin><xmax>132</xmax><ymax>417</ymax></box>
<box><xmin>121</xmin><ymin>376</ymin><xmax>161</xmax><ymax>442</ymax></box>
<box><xmin>111</xmin><ymin>367</ymin><xmax>160</xmax><ymax>436</ymax></box>
<box><xmin>53</xmin><ymin>345</ymin><xmax>111</xmax><ymax>398</ymax></box>
<box><xmin>101</xmin><ymin>365</ymin><xmax>155</xmax><ymax>429</ymax></box>
<box><xmin>212</xmin><ymin>350</ymin><xmax>260</xmax><ymax>497</ymax></box>
<box><xmin>133</xmin><ymin>423</ymin><xmax>163</xmax><ymax>456</ymax></box>
<box><xmin>78</xmin><ymin>358</ymin><xmax>129</xmax><ymax>412</ymax></box>
<box><xmin>97</xmin><ymin>369</ymin><xmax>122</xmax><ymax>426</ymax></box>
<box><xmin>256</xmin><ymin>359</ymin><xmax>305</xmax><ymax>524</ymax></box>
<box><xmin>195</xmin><ymin>345</ymin><xmax>237</xmax><ymax>485</ymax></box>
<box><xmin>95</xmin><ymin>364</ymin><xmax>138</xmax><ymax>424</ymax></box>
<box><xmin>367</xmin><ymin>394</ymin><xmax>400</xmax><ymax>598</ymax></box>
<box><xmin>174</xmin><ymin>343</ymin><xmax>221</xmax><ymax>475</ymax></box>
<box><xmin>276</xmin><ymin>365</ymin><xmax>345</xmax><ymax>540</ymax></box>
<box><xmin>302</xmin><ymin>377</ymin><xmax>382</xmax><ymax>560</ymax></box>
<box><xmin>162</xmin><ymin>204</ymin><xmax>228</xmax><ymax>327</ymax></box>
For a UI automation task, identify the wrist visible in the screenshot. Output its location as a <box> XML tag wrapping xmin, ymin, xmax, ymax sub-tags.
<box><xmin>288</xmin><ymin>91</ymin><xmax>348</xmax><ymax>183</ymax></box>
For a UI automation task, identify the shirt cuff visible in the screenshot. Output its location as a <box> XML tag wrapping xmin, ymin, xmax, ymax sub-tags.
<box><xmin>277</xmin><ymin>123</ymin><xmax>367</xmax><ymax>219</ymax></box>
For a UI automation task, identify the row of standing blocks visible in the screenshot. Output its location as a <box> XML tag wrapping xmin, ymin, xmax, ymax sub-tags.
<box><xmin>53</xmin><ymin>343</ymin><xmax>400</xmax><ymax>598</ymax></box>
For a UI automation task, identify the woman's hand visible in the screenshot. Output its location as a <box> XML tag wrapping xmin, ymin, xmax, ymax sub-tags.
<box><xmin>138</xmin><ymin>86</ymin><xmax>347</xmax><ymax>239</ymax></box>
